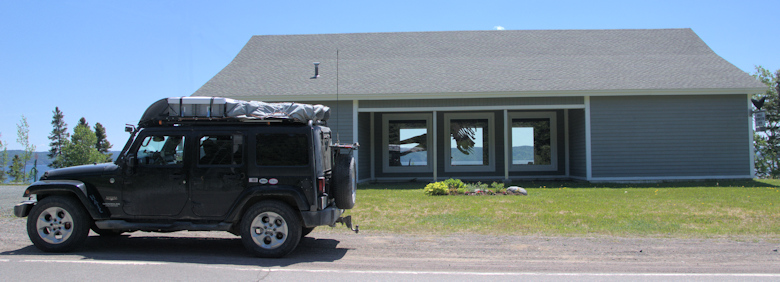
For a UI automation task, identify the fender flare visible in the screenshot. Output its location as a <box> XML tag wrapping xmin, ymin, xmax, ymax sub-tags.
<box><xmin>226</xmin><ymin>185</ymin><xmax>310</xmax><ymax>223</ymax></box>
<box><xmin>24</xmin><ymin>180</ymin><xmax>109</xmax><ymax>220</ymax></box>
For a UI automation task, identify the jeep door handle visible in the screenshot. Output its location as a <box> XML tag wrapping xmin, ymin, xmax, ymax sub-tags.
<box><xmin>170</xmin><ymin>173</ymin><xmax>186</xmax><ymax>184</ymax></box>
<box><xmin>223</xmin><ymin>173</ymin><xmax>243</xmax><ymax>180</ymax></box>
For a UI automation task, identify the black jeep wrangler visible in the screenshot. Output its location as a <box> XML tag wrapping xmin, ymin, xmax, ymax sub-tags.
<box><xmin>14</xmin><ymin>97</ymin><xmax>358</xmax><ymax>258</ymax></box>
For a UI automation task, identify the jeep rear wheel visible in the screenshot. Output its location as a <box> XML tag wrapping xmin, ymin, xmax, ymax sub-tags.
<box><xmin>240</xmin><ymin>201</ymin><xmax>301</xmax><ymax>258</ymax></box>
<box><xmin>26</xmin><ymin>196</ymin><xmax>90</xmax><ymax>252</ymax></box>
<box><xmin>332</xmin><ymin>154</ymin><xmax>356</xmax><ymax>209</ymax></box>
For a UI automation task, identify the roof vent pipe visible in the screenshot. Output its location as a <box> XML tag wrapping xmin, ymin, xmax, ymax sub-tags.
<box><xmin>311</xmin><ymin>62</ymin><xmax>320</xmax><ymax>79</ymax></box>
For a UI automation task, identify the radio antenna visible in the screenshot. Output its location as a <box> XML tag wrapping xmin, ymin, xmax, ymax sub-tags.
<box><xmin>336</xmin><ymin>49</ymin><xmax>340</xmax><ymax>143</ymax></box>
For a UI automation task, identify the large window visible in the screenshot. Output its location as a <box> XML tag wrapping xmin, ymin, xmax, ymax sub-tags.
<box><xmin>444</xmin><ymin>112</ymin><xmax>495</xmax><ymax>172</ymax></box>
<box><xmin>199</xmin><ymin>135</ymin><xmax>243</xmax><ymax>166</ymax></box>
<box><xmin>382</xmin><ymin>114</ymin><xmax>432</xmax><ymax>173</ymax></box>
<box><xmin>256</xmin><ymin>133</ymin><xmax>309</xmax><ymax>166</ymax></box>
<box><xmin>509</xmin><ymin>112</ymin><xmax>557</xmax><ymax>171</ymax></box>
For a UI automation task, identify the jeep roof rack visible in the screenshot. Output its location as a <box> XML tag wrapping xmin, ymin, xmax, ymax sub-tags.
<box><xmin>138</xmin><ymin>97</ymin><xmax>330</xmax><ymax>127</ymax></box>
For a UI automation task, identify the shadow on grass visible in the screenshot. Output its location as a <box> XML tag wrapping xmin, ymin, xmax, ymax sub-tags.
<box><xmin>359</xmin><ymin>179</ymin><xmax>780</xmax><ymax>190</ymax></box>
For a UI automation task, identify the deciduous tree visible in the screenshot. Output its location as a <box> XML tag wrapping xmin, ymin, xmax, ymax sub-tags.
<box><xmin>752</xmin><ymin>66</ymin><xmax>780</xmax><ymax>178</ymax></box>
<box><xmin>16</xmin><ymin>115</ymin><xmax>35</xmax><ymax>179</ymax></box>
<box><xmin>0</xmin><ymin>137</ymin><xmax>7</xmax><ymax>183</ymax></box>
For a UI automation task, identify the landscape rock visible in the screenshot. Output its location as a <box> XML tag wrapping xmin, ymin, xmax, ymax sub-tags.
<box><xmin>506</xmin><ymin>186</ymin><xmax>527</xmax><ymax>196</ymax></box>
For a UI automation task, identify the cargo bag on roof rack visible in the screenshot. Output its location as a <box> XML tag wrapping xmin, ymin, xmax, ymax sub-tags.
<box><xmin>138</xmin><ymin>97</ymin><xmax>330</xmax><ymax>126</ymax></box>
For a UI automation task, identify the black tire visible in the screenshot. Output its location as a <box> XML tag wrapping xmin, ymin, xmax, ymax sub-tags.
<box><xmin>26</xmin><ymin>196</ymin><xmax>90</xmax><ymax>253</ymax></box>
<box><xmin>332</xmin><ymin>154</ymin><xmax>356</xmax><ymax>209</ymax></box>
<box><xmin>240</xmin><ymin>200</ymin><xmax>302</xmax><ymax>258</ymax></box>
<box><xmin>301</xmin><ymin>227</ymin><xmax>315</xmax><ymax>238</ymax></box>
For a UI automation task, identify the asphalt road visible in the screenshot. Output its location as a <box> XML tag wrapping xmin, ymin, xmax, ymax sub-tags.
<box><xmin>1</xmin><ymin>185</ymin><xmax>779</xmax><ymax>281</ymax></box>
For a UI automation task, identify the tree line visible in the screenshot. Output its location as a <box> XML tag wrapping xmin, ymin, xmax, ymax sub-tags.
<box><xmin>0</xmin><ymin>107</ymin><xmax>113</xmax><ymax>184</ymax></box>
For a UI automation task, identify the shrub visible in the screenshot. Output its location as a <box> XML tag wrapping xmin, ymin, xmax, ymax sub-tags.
<box><xmin>465</xmin><ymin>181</ymin><xmax>489</xmax><ymax>191</ymax></box>
<box><xmin>449</xmin><ymin>187</ymin><xmax>467</xmax><ymax>195</ymax></box>
<box><xmin>442</xmin><ymin>178</ymin><xmax>465</xmax><ymax>189</ymax></box>
<box><xmin>491</xmin><ymin>181</ymin><xmax>506</xmax><ymax>194</ymax></box>
<box><xmin>424</xmin><ymin>181</ymin><xmax>449</xmax><ymax>196</ymax></box>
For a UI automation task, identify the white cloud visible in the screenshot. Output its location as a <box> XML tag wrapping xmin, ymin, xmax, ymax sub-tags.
<box><xmin>494</xmin><ymin>26</ymin><xmax>505</xmax><ymax>30</ymax></box>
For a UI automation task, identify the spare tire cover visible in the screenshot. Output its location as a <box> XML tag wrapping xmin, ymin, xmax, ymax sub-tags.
<box><xmin>332</xmin><ymin>154</ymin><xmax>356</xmax><ymax>209</ymax></box>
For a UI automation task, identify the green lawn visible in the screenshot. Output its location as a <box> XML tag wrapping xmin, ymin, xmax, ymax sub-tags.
<box><xmin>338</xmin><ymin>179</ymin><xmax>780</xmax><ymax>238</ymax></box>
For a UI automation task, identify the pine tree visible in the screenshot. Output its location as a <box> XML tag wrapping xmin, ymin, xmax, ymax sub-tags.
<box><xmin>78</xmin><ymin>117</ymin><xmax>88</xmax><ymax>128</ymax></box>
<box><xmin>9</xmin><ymin>155</ymin><xmax>25</xmax><ymax>183</ymax></box>
<box><xmin>48</xmin><ymin>107</ymin><xmax>70</xmax><ymax>168</ymax></box>
<box><xmin>94</xmin><ymin>122</ymin><xmax>113</xmax><ymax>162</ymax></box>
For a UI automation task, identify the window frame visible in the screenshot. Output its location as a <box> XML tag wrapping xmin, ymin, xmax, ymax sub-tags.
<box><xmin>444</xmin><ymin>112</ymin><xmax>496</xmax><ymax>173</ymax></box>
<box><xmin>382</xmin><ymin>113</ymin><xmax>433</xmax><ymax>173</ymax></box>
<box><xmin>508</xmin><ymin>111</ymin><xmax>558</xmax><ymax>172</ymax></box>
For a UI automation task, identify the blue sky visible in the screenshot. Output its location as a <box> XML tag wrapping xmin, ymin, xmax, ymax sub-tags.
<box><xmin>1</xmin><ymin>0</ymin><xmax>778</xmax><ymax>151</ymax></box>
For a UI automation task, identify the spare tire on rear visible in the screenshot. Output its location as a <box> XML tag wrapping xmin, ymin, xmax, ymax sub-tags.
<box><xmin>331</xmin><ymin>154</ymin><xmax>356</xmax><ymax>209</ymax></box>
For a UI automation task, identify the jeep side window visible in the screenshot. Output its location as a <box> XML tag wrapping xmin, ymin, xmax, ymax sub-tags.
<box><xmin>137</xmin><ymin>135</ymin><xmax>185</xmax><ymax>166</ymax></box>
<box><xmin>256</xmin><ymin>133</ymin><xmax>308</xmax><ymax>166</ymax></box>
<box><xmin>199</xmin><ymin>135</ymin><xmax>243</xmax><ymax>165</ymax></box>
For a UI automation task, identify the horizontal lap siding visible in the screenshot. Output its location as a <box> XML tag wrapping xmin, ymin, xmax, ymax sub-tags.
<box><xmin>590</xmin><ymin>95</ymin><xmax>750</xmax><ymax>178</ymax></box>
<box><xmin>309</xmin><ymin>100</ymin><xmax>354</xmax><ymax>143</ymax></box>
<box><xmin>568</xmin><ymin>109</ymin><xmax>587</xmax><ymax>178</ymax></box>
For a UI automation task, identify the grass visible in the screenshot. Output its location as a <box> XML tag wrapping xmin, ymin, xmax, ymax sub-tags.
<box><xmin>337</xmin><ymin>179</ymin><xmax>780</xmax><ymax>238</ymax></box>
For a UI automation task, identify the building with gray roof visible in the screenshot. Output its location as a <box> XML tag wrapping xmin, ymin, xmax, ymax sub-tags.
<box><xmin>194</xmin><ymin>28</ymin><xmax>764</xmax><ymax>182</ymax></box>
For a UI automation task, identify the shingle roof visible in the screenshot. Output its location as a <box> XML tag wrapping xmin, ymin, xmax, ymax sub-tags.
<box><xmin>192</xmin><ymin>29</ymin><xmax>764</xmax><ymax>99</ymax></box>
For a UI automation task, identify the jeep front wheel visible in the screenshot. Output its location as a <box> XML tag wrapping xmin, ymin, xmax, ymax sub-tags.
<box><xmin>240</xmin><ymin>201</ymin><xmax>301</xmax><ymax>258</ymax></box>
<box><xmin>26</xmin><ymin>196</ymin><xmax>90</xmax><ymax>252</ymax></box>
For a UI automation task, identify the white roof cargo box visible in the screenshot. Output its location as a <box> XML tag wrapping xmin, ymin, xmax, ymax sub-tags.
<box><xmin>167</xmin><ymin>97</ymin><xmax>234</xmax><ymax>117</ymax></box>
<box><xmin>167</xmin><ymin>97</ymin><xmax>230</xmax><ymax>105</ymax></box>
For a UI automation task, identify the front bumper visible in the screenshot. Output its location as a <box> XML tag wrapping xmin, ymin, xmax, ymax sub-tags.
<box><xmin>14</xmin><ymin>201</ymin><xmax>36</xmax><ymax>217</ymax></box>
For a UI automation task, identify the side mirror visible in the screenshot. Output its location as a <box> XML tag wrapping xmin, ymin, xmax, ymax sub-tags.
<box><xmin>125</xmin><ymin>155</ymin><xmax>137</xmax><ymax>174</ymax></box>
<box><xmin>125</xmin><ymin>124</ymin><xmax>136</xmax><ymax>133</ymax></box>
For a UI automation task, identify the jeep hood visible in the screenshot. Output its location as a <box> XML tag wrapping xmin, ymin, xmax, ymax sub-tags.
<box><xmin>43</xmin><ymin>163</ymin><xmax>119</xmax><ymax>180</ymax></box>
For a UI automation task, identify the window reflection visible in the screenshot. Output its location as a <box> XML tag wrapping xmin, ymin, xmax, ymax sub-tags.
<box><xmin>449</xmin><ymin>119</ymin><xmax>489</xmax><ymax>166</ymax></box>
<box><xmin>137</xmin><ymin>135</ymin><xmax>184</xmax><ymax>166</ymax></box>
<box><xmin>512</xmin><ymin>119</ymin><xmax>551</xmax><ymax>165</ymax></box>
<box><xmin>388</xmin><ymin>120</ymin><xmax>427</xmax><ymax>167</ymax></box>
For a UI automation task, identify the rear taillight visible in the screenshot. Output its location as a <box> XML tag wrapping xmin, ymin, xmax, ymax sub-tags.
<box><xmin>317</xmin><ymin>177</ymin><xmax>325</xmax><ymax>194</ymax></box>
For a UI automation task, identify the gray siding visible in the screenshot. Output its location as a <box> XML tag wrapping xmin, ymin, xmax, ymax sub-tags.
<box><xmin>360</xmin><ymin>97</ymin><xmax>583</xmax><ymax>109</ymax></box>
<box><xmin>568</xmin><ymin>109</ymin><xmax>587</xmax><ymax>178</ymax></box>
<box><xmin>308</xmin><ymin>100</ymin><xmax>355</xmax><ymax>144</ymax></box>
<box><xmin>590</xmin><ymin>95</ymin><xmax>751</xmax><ymax>179</ymax></box>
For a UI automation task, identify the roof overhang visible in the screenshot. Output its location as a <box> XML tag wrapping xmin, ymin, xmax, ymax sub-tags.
<box><xmin>213</xmin><ymin>87</ymin><xmax>766</xmax><ymax>102</ymax></box>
